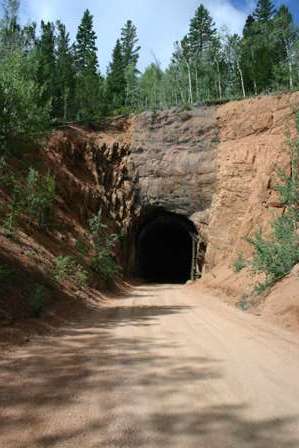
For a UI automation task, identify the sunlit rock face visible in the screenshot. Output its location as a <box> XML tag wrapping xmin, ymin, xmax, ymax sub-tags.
<box><xmin>205</xmin><ymin>92</ymin><xmax>299</xmax><ymax>272</ymax></box>
<box><xmin>128</xmin><ymin>107</ymin><xmax>218</xmax><ymax>217</ymax></box>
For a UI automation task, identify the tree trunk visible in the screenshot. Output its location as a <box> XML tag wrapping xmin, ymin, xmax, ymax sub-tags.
<box><xmin>253</xmin><ymin>79</ymin><xmax>258</xmax><ymax>96</ymax></box>
<box><xmin>237</xmin><ymin>62</ymin><xmax>246</xmax><ymax>98</ymax></box>
<box><xmin>195</xmin><ymin>65</ymin><xmax>199</xmax><ymax>102</ymax></box>
<box><xmin>216</xmin><ymin>60</ymin><xmax>222</xmax><ymax>100</ymax></box>
<box><xmin>187</xmin><ymin>62</ymin><xmax>193</xmax><ymax>105</ymax></box>
<box><xmin>285</xmin><ymin>42</ymin><xmax>294</xmax><ymax>90</ymax></box>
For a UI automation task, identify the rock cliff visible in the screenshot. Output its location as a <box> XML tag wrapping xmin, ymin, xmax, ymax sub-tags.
<box><xmin>205</xmin><ymin>93</ymin><xmax>299</xmax><ymax>272</ymax></box>
<box><xmin>128</xmin><ymin>107</ymin><xmax>218</xmax><ymax>216</ymax></box>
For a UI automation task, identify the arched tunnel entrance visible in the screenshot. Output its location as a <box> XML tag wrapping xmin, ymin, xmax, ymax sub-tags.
<box><xmin>135</xmin><ymin>209</ymin><xmax>199</xmax><ymax>284</ymax></box>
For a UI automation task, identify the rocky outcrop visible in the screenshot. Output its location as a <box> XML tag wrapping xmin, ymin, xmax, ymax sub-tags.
<box><xmin>128</xmin><ymin>108</ymin><xmax>218</xmax><ymax>217</ymax></box>
<box><xmin>204</xmin><ymin>92</ymin><xmax>299</xmax><ymax>272</ymax></box>
<box><xmin>199</xmin><ymin>92</ymin><xmax>299</xmax><ymax>332</ymax></box>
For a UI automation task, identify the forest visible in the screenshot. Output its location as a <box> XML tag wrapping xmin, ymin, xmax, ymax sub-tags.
<box><xmin>0</xmin><ymin>0</ymin><xmax>299</xmax><ymax>149</ymax></box>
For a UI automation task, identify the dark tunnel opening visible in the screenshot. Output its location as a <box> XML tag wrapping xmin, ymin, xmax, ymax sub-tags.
<box><xmin>136</xmin><ymin>211</ymin><xmax>197</xmax><ymax>284</ymax></box>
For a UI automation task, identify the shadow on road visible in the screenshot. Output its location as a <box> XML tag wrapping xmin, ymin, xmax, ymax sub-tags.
<box><xmin>0</xmin><ymin>294</ymin><xmax>298</xmax><ymax>448</ymax></box>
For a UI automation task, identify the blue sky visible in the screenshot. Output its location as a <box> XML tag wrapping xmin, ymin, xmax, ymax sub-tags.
<box><xmin>18</xmin><ymin>0</ymin><xmax>298</xmax><ymax>73</ymax></box>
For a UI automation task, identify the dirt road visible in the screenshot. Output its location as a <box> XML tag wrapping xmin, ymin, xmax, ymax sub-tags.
<box><xmin>1</xmin><ymin>284</ymin><xmax>299</xmax><ymax>448</ymax></box>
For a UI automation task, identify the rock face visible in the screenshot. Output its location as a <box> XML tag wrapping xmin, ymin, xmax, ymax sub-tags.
<box><xmin>128</xmin><ymin>107</ymin><xmax>218</xmax><ymax>217</ymax></box>
<box><xmin>204</xmin><ymin>92</ymin><xmax>299</xmax><ymax>272</ymax></box>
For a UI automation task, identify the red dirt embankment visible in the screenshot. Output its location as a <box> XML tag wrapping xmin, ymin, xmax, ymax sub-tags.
<box><xmin>200</xmin><ymin>92</ymin><xmax>299</xmax><ymax>332</ymax></box>
<box><xmin>0</xmin><ymin>125</ymin><xmax>134</xmax><ymax>349</ymax></box>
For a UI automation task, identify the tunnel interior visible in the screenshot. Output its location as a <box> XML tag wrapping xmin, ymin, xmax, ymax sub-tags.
<box><xmin>136</xmin><ymin>210</ymin><xmax>197</xmax><ymax>284</ymax></box>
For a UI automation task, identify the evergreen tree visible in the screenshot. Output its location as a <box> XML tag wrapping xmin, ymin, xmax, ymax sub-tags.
<box><xmin>74</xmin><ymin>9</ymin><xmax>101</xmax><ymax>120</ymax></box>
<box><xmin>75</xmin><ymin>9</ymin><xmax>98</xmax><ymax>74</ymax></box>
<box><xmin>106</xmin><ymin>39</ymin><xmax>126</xmax><ymax>111</ymax></box>
<box><xmin>55</xmin><ymin>21</ymin><xmax>75</xmax><ymax>120</ymax></box>
<box><xmin>243</xmin><ymin>15</ymin><xmax>255</xmax><ymax>38</ymax></box>
<box><xmin>187</xmin><ymin>4</ymin><xmax>217</xmax><ymax>101</ymax></box>
<box><xmin>120</xmin><ymin>20</ymin><xmax>140</xmax><ymax>69</ymax></box>
<box><xmin>124</xmin><ymin>62</ymin><xmax>140</xmax><ymax>108</ymax></box>
<box><xmin>243</xmin><ymin>0</ymin><xmax>276</xmax><ymax>93</ymax></box>
<box><xmin>120</xmin><ymin>20</ymin><xmax>140</xmax><ymax>108</ymax></box>
<box><xmin>241</xmin><ymin>15</ymin><xmax>259</xmax><ymax>94</ymax></box>
<box><xmin>188</xmin><ymin>4</ymin><xmax>216</xmax><ymax>56</ymax></box>
<box><xmin>253</xmin><ymin>0</ymin><xmax>275</xmax><ymax>23</ymax></box>
<box><xmin>36</xmin><ymin>21</ymin><xmax>56</xmax><ymax>113</ymax></box>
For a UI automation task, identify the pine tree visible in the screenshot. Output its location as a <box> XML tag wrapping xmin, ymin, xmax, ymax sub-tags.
<box><xmin>243</xmin><ymin>15</ymin><xmax>255</xmax><ymax>38</ymax></box>
<box><xmin>243</xmin><ymin>1</ymin><xmax>276</xmax><ymax>93</ymax></box>
<box><xmin>106</xmin><ymin>39</ymin><xmax>126</xmax><ymax>111</ymax></box>
<box><xmin>125</xmin><ymin>62</ymin><xmax>140</xmax><ymax>108</ymax></box>
<box><xmin>187</xmin><ymin>4</ymin><xmax>217</xmax><ymax>101</ymax></box>
<box><xmin>36</xmin><ymin>21</ymin><xmax>56</xmax><ymax>112</ymax></box>
<box><xmin>74</xmin><ymin>9</ymin><xmax>101</xmax><ymax>120</ymax></box>
<box><xmin>253</xmin><ymin>0</ymin><xmax>275</xmax><ymax>23</ymax></box>
<box><xmin>241</xmin><ymin>15</ymin><xmax>259</xmax><ymax>94</ymax></box>
<box><xmin>120</xmin><ymin>20</ymin><xmax>140</xmax><ymax>69</ymax></box>
<box><xmin>188</xmin><ymin>4</ymin><xmax>216</xmax><ymax>56</ymax></box>
<box><xmin>75</xmin><ymin>9</ymin><xmax>98</xmax><ymax>74</ymax></box>
<box><xmin>55</xmin><ymin>21</ymin><xmax>75</xmax><ymax>120</ymax></box>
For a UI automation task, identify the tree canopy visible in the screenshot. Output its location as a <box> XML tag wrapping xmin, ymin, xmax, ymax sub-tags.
<box><xmin>0</xmin><ymin>0</ymin><xmax>298</xmax><ymax>139</ymax></box>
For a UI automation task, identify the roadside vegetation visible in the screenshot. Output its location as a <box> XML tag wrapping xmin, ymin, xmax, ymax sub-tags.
<box><xmin>0</xmin><ymin>162</ymin><xmax>56</xmax><ymax>233</ymax></box>
<box><xmin>0</xmin><ymin>158</ymin><xmax>121</xmax><ymax>318</ymax></box>
<box><xmin>89</xmin><ymin>211</ymin><xmax>121</xmax><ymax>282</ymax></box>
<box><xmin>0</xmin><ymin>0</ymin><xmax>298</xmax><ymax>146</ymax></box>
<box><xmin>234</xmin><ymin>112</ymin><xmax>299</xmax><ymax>293</ymax></box>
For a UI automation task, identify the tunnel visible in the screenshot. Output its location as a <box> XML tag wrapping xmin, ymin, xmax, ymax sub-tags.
<box><xmin>135</xmin><ymin>210</ymin><xmax>198</xmax><ymax>284</ymax></box>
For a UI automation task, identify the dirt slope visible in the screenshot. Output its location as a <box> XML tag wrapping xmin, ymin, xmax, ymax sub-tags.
<box><xmin>1</xmin><ymin>284</ymin><xmax>299</xmax><ymax>448</ymax></box>
<box><xmin>201</xmin><ymin>93</ymin><xmax>299</xmax><ymax>330</ymax></box>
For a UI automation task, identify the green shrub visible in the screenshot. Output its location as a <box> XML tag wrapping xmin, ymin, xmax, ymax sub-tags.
<box><xmin>254</xmin><ymin>280</ymin><xmax>274</xmax><ymax>295</ymax></box>
<box><xmin>248</xmin><ymin>215</ymin><xmax>299</xmax><ymax>287</ymax></box>
<box><xmin>25</xmin><ymin>168</ymin><xmax>56</xmax><ymax>228</ymax></box>
<box><xmin>1</xmin><ymin>166</ymin><xmax>56</xmax><ymax>232</ymax></box>
<box><xmin>88</xmin><ymin>211</ymin><xmax>121</xmax><ymax>281</ymax></box>
<box><xmin>74</xmin><ymin>265</ymin><xmax>89</xmax><ymax>288</ymax></box>
<box><xmin>1</xmin><ymin>181</ymin><xmax>24</xmax><ymax>235</ymax></box>
<box><xmin>248</xmin><ymin>115</ymin><xmax>299</xmax><ymax>293</ymax></box>
<box><xmin>53</xmin><ymin>255</ymin><xmax>89</xmax><ymax>288</ymax></box>
<box><xmin>53</xmin><ymin>256</ymin><xmax>76</xmax><ymax>282</ymax></box>
<box><xmin>29</xmin><ymin>284</ymin><xmax>47</xmax><ymax>318</ymax></box>
<box><xmin>233</xmin><ymin>254</ymin><xmax>247</xmax><ymax>273</ymax></box>
<box><xmin>91</xmin><ymin>249</ymin><xmax>120</xmax><ymax>281</ymax></box>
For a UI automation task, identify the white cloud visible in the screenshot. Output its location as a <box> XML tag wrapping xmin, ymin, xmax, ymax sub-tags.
<box><xmin>202</xmin><ymin>0</ymin><xmax>248</xmax><ymax>34</ymax></box>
